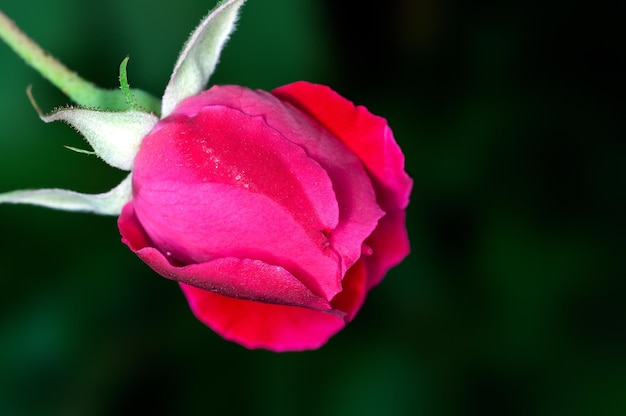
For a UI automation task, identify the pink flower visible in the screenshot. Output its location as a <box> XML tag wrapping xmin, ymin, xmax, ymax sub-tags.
<box><xmin>0</xmin><ymin>0</ymin><xmax>412</xmax><ymax>351</ymax></box>
<box><xmin>118</xmin><ymin>81</ymin><xmax>412</xmax><ymax>351</ymax></box>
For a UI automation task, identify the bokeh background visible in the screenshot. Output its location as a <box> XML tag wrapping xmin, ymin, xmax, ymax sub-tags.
<box><xmin>1</xmin><ymin>0</ymin><xmax>623</xmax><ymax>415</ymax></box>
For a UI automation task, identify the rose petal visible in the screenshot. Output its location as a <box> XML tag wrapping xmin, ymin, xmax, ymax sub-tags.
<box><xmin>173</xmin><ymin>85</ymin><xmax>385</xmax><ymax>273</ymax></box>
<box><xmin>133</xmin><ymin>106</ymin><xmax>345</xmax><ymax>300</ymax></box>
<box><xmin>273</xmin><ymin>81</ymin><xmax>413</xmax><ymax>287</ymax></box>
<box><xmin>363</xmin><ymin>211</ymin><xmax>410</xmax><ymax>288</ymax></box>
<box><xmin>119</xmin><ymin>202</ymin><xmax>336</xmax><ymax>312</ymax></box>
<box><xmin>330</xmin><ymin>259</ymin><xmax>368</xmax><ymax>321</ymax></box>
<box><xmin>176</xmin><ymin>256</ymin><xmax>370</xmax><ymax>352</ymax></box>
<box><xmin>179</xmin><ymin>283</ymin><xmax>347</xmax><ymax>352</ymax></box>
<box><xmin>143</xmin><ymin>106</ymin><xmax>339</xmax><ymax>237</ymax></box>
<box><xmin>272</xmin><ymin>81</ymin><xmax>413</xmax><ymax>213</ymax></box>
<box><xmin>134</xmin><ymin>183</ymin><xmax>341</xmax><ymax>299</ymax></box>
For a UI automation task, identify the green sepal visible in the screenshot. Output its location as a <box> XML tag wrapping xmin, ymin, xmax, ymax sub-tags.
<box><xmin>161</xmin><ymin>0</ymin><xmax>246</xmax><ymax>117</ymax></box>
<box><xmin>38</xmin><ymin>106</ymin><xmax>158</xmax><ymax>171</ymax></box>
<box><xmin>0</xmin><ymin>174</ymin><xmax>132</xmax><ymax>216</ymax></box>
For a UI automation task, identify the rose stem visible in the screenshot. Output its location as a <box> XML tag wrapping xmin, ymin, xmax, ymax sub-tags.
<box><xmin>0</xmin><ymin>10</ymin><xmax>104</xmax><ymax>106</ymax></box>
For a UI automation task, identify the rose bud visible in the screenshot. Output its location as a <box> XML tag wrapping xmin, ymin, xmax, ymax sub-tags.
<box><xmin>1</xmin><ymin>0</ymin><xmax>412</xmax><ymax>351</ymax></box>
<box><xmin>118</xmin><ymin>81</ymin><xmax>412</xmax><ymax>351</ymax></box>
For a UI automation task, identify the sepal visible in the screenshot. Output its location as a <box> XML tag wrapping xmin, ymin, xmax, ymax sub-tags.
<box><xmin>39</xmin><ymin>107</ymin><xmax>158</xmax><ymax>171</ymax></box>
<box><xmin>161</xmin><ymin>0</ymin><xmax>246</xmax><ymax>117</ymax></box>
<box><xmin>0</xmin><ymin>174</ymin><xmax>132</xmax><ymax>216</ymax></box>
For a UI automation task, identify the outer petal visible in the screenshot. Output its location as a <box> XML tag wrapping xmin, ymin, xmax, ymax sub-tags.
<box><xmin>118</xmin><ymin>203</ymin><xmax>336</xmax><ymax>313</ymax></box>
<box><xmin>161</xmin><ymin>0</ymin><xmax>246</xmax><ymax>117</ymax></box>
<box><xmin>132</xmin><ymin>181</ymin><xmax>340</xmax><ymax>300</ymax></box>
<box><xmin>172</xmin><ymin>85</ymin><xmax>385</xmax><ymax>274</ymax></box>
<box><xmin>330</xmin><ymin>259</ymin><xmax>368</xmax><ymax>322</ymax></box>
<box><xmin>363</xmin><ymin>211</ymin><xmax>410</xmax><ymax>288</ymax></box>
<box><xmin>177</xmin><ymin>257</ymin><xmax>368</xmax><ymax>351</ymax></box>
<box><xmin>0</xmin><ymin>174</ymin><xmax>132</xmax><ymax>216</ymax></box>
<box><xmin>273</xmin><ymin>81</ymin><xmax>413</xmax><ymax>287</ymax></box>
<box><xmin>120</xmin><ymin>200</ymin><xmax>370</xmax><ymax>352</ymax></box>
<box><xmin>132</xmin><ymin>107</ymin><xmax>343</xmax><ymax>300</ymax></box>
<box><xmin>179</xmin><ymin>284</ymin><xmax>346</xmax><ymax>351</ymax></box>
<box><xmin>272</xmin><ymin>81</ymin><xmax>412</xmax><ymax>212</ymax></box>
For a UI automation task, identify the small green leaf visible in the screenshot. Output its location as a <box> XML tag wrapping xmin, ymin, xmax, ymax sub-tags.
<box><xmin>119</xmin><ymin>56</ymin><xmax>140</xmax><ymax>110</ymax></box>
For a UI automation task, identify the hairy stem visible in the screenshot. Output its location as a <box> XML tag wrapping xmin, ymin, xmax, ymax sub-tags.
<box><xmin>0</xmin><ymin>10</ymin><xmax>102</xmax><ymax>105</ymax></box>
<box><xmin>0</xmin><ymin>10</ymin><xmax>161</xmax><ymax>113</ymax></box>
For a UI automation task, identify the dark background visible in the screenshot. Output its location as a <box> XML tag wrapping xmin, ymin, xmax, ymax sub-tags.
<box><xmin>0</xmin><ymin>0</ymin><xmax>623</xmax><ymax>415</ymax></box>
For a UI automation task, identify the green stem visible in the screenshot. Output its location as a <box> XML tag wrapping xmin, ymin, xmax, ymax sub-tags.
<box><xmin>0</xmin><ymin>10</ymin><xmax>161</xmax><ymax>113</ymax></box>
<box><xmin>0</xmin><ymin>10</ymin><xmax>102</xmax><ymax>105</ymax></box>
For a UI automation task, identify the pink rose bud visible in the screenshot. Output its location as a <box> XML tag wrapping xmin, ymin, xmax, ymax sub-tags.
<box><xmin>1</xmin><ymin>0</ymin><xmax>412</xmax><ymax>351</ymax></box>
<box><xmin>118</xmin><ymin>81</ymin><xmax>412</xmax><ymax>351</ymax></box>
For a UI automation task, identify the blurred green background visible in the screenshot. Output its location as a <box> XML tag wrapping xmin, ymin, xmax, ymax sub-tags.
<box><xmin>1</xmin><ymin>0</ymin><xmax>624</xmax><ymax>415</ymax></box>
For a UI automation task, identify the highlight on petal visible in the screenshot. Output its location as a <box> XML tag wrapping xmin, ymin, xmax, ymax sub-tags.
<box><xmin>132</xmin><ymin>105</ymin><xmax>344</xmax><ymax>300</ymax></box>
<box><xmin>174</xmin><ymin>85</ymin><xmax>385</xmax><ymax>275</ymax></box>
<box><xmin>0</xmin><ymin>174</ymin><xmax>132</xmax><ymax>216</ymax></box>
<box><xmin>40</xmin><ymin>108</ymin><xmax>158</xmax><ymax>171</ymax></box>
<box><xmin>161</xmin><ymin>0</ymin><xmax>246</xmax><ymax>117</ymax></box>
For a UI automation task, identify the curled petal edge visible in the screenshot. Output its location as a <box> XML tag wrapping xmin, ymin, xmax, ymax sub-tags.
<box><xmin>118</xmin><ymin>202</ymin><xmax>345</xmax><ymax>317</ymax></box>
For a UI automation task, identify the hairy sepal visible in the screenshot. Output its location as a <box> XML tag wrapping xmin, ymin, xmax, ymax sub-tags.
<box><xmin>0</xmin><ymin>174</ymin><xmax>132</xmax><ymax>216</ymax></box>
<box><xmin>40</xmin><ymin>108</ymin><xmax>158</xmax><ymax>171</ymax></box>
<box><xmin>161</xmin><ymin>0</ymin><xmax>246</xmax><ymax>117</ymax></box>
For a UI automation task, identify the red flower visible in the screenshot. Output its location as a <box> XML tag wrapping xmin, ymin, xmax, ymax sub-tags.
<box><xmin>1</xmin><ymin>1</ymin><xmax>411</xmax><ymax>351</ymax></box>
<box><xmin>118</xmin><ymin>81</ymin><xmax>412</xmax><ymax>351</ymax></box>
